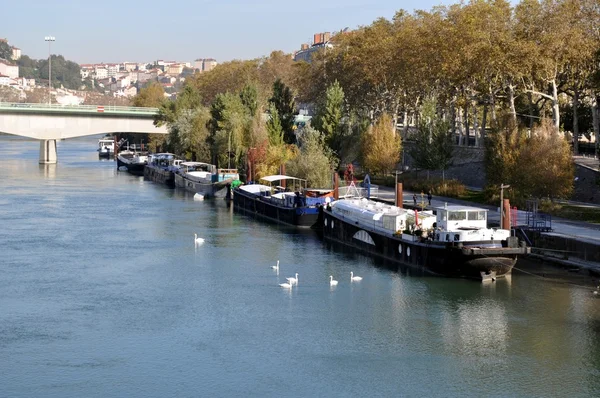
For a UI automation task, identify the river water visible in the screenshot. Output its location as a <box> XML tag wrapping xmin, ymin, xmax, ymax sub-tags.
<box><xmin>0</xmin><ymin>135</ymin><xmax>599</xmax><ymax>397</ymax></box>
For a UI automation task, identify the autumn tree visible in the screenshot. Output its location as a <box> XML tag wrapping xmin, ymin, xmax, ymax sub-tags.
<box><xmin>517</xmin><ymin>119</ymin><xmax>574</xmax><ymax>199</ymax></box>
<box><xmin>361</xmin><ymin>113</ymin><xmax>401</xmax><ymax>175</ymax></box>
<box><xmin>287</xmin><ymin>127</ymin><xmax>337</xmax><ymax>188</ymax></box>
<box><xmin>132</xmin><ymin>82</ymin><xmax>165</xmax><ymax>108</ymax></box>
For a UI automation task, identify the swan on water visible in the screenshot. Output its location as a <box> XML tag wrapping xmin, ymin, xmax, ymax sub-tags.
<box><xmin>286</xmin><ymin>273</ymin><xmax>298</xmax><ymax>285</ymax></box>
<box><xmin>594</xmin><ymin>286</ymin><xmax>599</xmax><ymax>295</ymax></box>
<box><xmin>351</xmin><ymin>272</ymin><xmax>363</xmax><ymax>282</ymax></box>
<box><xmin>194</xmin><ymin>233</ymin><xmax>205</xmax><ymax>245</ymax></box>
<box><xmin>271</xmin><ymin>260</ymin><xmax>280</xmax><ymax>271</ymax></box>
<box><xmin>279</xmin><ymin>280</ymin><xmax>293</xmax><ymax>289</ymax></box>
<box><xmin>329</xmin><ymin>275</ymin><xmax>338</xmax><ymax>286</ymax></box>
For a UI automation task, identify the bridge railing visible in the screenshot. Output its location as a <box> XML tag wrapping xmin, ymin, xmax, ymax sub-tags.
<box><xmin>0</xmin><ymin>102</ymin><xmax>159</xmax><ymax>115</ymax></box>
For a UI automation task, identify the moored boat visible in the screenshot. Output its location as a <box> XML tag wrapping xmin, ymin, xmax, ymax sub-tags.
<box><xmin>117</xmin><ymin>150</ymin><xmax>148</xmax><ymax>176</ymax></box>
<box><xmin>97</xmin><ymin>138</ymin><xmax>115</xmax><ymax>158</ymax></box>
<box><xmin>144</xmin><ymin>153</ymin><xmax>182</xmax><ymax>188</ymax></box>
<box><xmin>174</xmin><ymin>162</ymin><xmax>239</xmax><ymax>199</ymax></box>
<box><xmin>322</xmin><ymin>198</ymin><xmax>530</xmax><ymax>280</ymax></box>
<box><xmin>233</xmin><ymin>175</ymin><xmax>334</xmax><ymax>228</ymax></box>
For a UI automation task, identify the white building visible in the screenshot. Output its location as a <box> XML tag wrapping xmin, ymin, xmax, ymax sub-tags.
<box><xmin>107</xmin><ymin>64</ymin><xmax>119</xmax><ymax>77</ymax></box>
<box><xmin>0</xmin><ymin>60</ymin><xmax>19</xmax><ymax>79</ymax></box>
<box><xmin>0</xmin><ymin>74</ymin><xmax>13</xmax><ymax>86</ymax></box>
<box><xmin>94</xmin><ymin>66</ymin><xmax>108</xmax><ymax>80</ymax></box>
<box><xmin>11</xmin><ymin>47</ymin><xmax>21</xmax><ymax>60</ymax></box>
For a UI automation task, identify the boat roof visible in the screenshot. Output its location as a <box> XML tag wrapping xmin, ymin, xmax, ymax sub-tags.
<box><xmin>240</xmin><ymin>184</ymin><xmax>271</xmax><ymax>193</ymax></box>
<box><xmin>260</xmin><ymin>175</ymin><xmax>306</xmax><ymax>183</ymax></box>
<box><xmin>98</xmin><ymin>138</ymin><xmax>114</xmax><ymax>143</ymax></box>
<box><xmin>181</xmin><ymin>161</ymin><xmax>213</xmax><ymax>167</ymax></box>
<box><xmin>435</xmin><ymin>205</ymin><xmax>488</xmax><ymax>212</ymax></box>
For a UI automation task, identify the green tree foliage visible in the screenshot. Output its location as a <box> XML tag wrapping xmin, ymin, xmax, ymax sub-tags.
<box><xmin>410</xmin><ymin>98</ymin><xmax>453</xmax><ymax>178</ymax></box>
<box><xmin>168</xmin><ymin>107</ymin><xmax>212</xmax><ymax>161</ymax></box>
<box><xmin>0</xmin><ymin>41</ymin><xmax>12</xmax><ymax>60</ymax></box>
<box><xmin>484</xmin><ymin>115</ymin><xmax>527</xmax><ymax>189</ymax></box>
<box><xmin>269</xmin><ymin>79</ymin><xmax>297</xmax><ymax>144</ymax></box>
<box><xmin>37</xmin><ymin>55</ymin><xmax>81</xmax><ymax>90</ymax></box>
<box><xmin>266</xmin><ymin>104</ymin><xmax>284</xmax><ymax>147</ymax></box>
<box><xmin>209</xmin><ymin>92</ymin><xmax>248</xmax><ymax>168</ymax></box>
<box><xmin>239</xmin><ymin>83</ymin><xmax>258</xmax><ymax>117</ymax></box>
<box><xmin>287</xmin><ymin>127</ymin><xmax>338</xmax><ymax>188</ymax></box>
<box><xmin>361</xmin><ymin>113</ymin><xmax>401</xmax><ymax>175</ymax></box>
<box><xmin>312</xmin><ymin>80</ymin><xmax>345</xmax><ymax>152</ymax></box>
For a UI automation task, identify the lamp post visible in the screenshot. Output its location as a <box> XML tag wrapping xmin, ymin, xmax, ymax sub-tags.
<box><xmin>500</xmin><ymin>183</ymin><xmax>510</xmax><ymax>227</ymax></box>
<box><xmin>44</xmin><ymin>36</ymin><xmax>55</xmax><ymax>105</ymax></box>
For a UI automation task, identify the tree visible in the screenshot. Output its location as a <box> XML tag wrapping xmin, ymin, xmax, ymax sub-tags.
<box><xmin>361</xmin><ymin>113</ymin><xmax>401</xmax><ymax>175</ymax></box>
<box><xmin>239</xmin><ymin>83</ymin><xmax>258</xmax><ymax>117</ymax></box>
<box><xmin>269</xmin><ymin>79</ymin><xmax>297</xmax><ymax>144</ymax></box>
<box><xmin>409</xmin><ymin>98</ymin><xmax>453</xmax><ymax>179</ymax></box>
<box><xmin>287</xmin><ymin>127</ymin><xmax>337</xmax><ymax>188</ymax></box>
<box><xmin>517</xmin><ymin>119</ymin><xmax>574</xmax><ymax>199</ymax></box>
<box><xmin>0</xmin><ymin>41</ymin><xmax>12</xmax><ymax>61</ymax></box>
<box><xmin>209</xmin><ymin>92</ymin><xmax>248</xmax><ymax>168</ymax></box>
<box><xmin>484</xmin><ymin>115</ymin><xmax>527</xmax><ymax>188</ymax></box>
<box><xmin>132</xmin><ymin>82</ymin><xmax>165</xmax><ymax>108</ymax></box>
<box><xmin>168</xmin><ymin>107</ymin><xmax>211</xmax><ymax>161</ymax></box>
<box><xmin>266</xmin><ymin>104</ymin><xmax>284</xmax><ymax>147</ymax></box>
<box><xmin>312</xmin><ymin>80</ymin><xmax>345</xmax><ymax>152</ymax></box>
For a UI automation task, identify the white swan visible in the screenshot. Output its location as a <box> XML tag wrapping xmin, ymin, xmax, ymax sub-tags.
<box><xmin>329</xmin><ymin>275</ymin><xmax>338</xmax><ymax>286</ymax></box>
<box><xmin>279</xmin><ymin>280</ymin><xmax>293</xmax><ymax>289</ymax></box>
<box><xmin>351</xmin><ymin>272</ymin><xmax>363</xmax><ymax>282</ymax></box>
<box><xmin>194</xmin><ymin>233</ymin><xmax>205</xmax><ymax>245</ymax></box>
<box><xmin>271</xmin><ymin>260</ymin><xmax>280</xmax><ymax>271</ymax></box>
<box><xmin>286</xmin><ymin>273</ymin><xmax>298</xmax><ymax>285</ymax></box>
<box><xmin>594</xmin><ymin>286</ymin><xmax>599</xmax><ymax>295</ymax></box>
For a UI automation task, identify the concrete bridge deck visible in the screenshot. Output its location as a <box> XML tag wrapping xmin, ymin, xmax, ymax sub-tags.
<box><xmin>0</xmin><ymin>102</ymin><xmax>167</xmax><ymax>163</ymax></box>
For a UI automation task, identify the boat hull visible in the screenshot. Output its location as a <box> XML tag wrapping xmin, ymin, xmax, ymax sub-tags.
<box><xmin>174</xmin><ymin>174</ymin><xmax>232</xmax><ymax>199</ymax></box>
<box><xmin>117</xmin><ymin>154</ymin><xmax>147</xmax><ymax>176</ymax></box>
<box><xmin>233</xmin><ymin>188</ymin><xmax>321</xmax><ymax>228</ymax></box>
<box><xmin>322</xmin><ymin>208</ymin><xmax>526</xmax><ymax>279</ymax></box>
<box><xmin>144</xmin><ymin>166</ymin><xmax>175</xmax><ymax>188</ymax></box>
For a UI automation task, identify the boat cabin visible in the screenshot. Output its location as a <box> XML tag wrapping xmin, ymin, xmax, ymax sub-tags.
<box><xmin>98</xmin><ymin>139</ymin><xmax>115</xmax><ymax>152</ymax></box>
<box><xmin>435</xmin><ymin>205</ymin><xmax>488</xmax><ymax>231</ymax></box>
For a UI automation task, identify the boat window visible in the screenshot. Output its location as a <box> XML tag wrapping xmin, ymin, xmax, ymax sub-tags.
<box><xmin>468</xmin><ymin>211</ymin><xmax>486</xmax><ymax>221</ymax></box>
<box><xmin>448</xmin><ymin>211</ymin><xmax>466</xmax><ymax>221</ymax></box>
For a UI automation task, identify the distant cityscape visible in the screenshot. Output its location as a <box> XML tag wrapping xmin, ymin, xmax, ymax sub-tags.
<box><xmin>0</xmin><ymin>29</ymin><xmax>343</xmax><ymax>104</ymax></box>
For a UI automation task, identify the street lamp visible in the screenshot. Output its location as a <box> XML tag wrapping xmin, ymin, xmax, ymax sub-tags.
<box><xmin>44</xmin><ymin>36</ymin><xmax>55</xmax><ymax>105</ymax></box>
<box><xmin>500</xmin><ymin>183</ymin><xmax>510</xmax><ymax>227</ymax></box>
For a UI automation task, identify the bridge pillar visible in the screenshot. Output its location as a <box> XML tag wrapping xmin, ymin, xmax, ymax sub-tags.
<box><xmin>39</xmin><ymin>139</ymin><xmax>57</xmax><ymax>164</ymax></box>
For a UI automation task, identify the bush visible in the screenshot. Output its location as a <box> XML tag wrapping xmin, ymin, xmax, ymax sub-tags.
<box><xmin>399</xmin><ymin>176</ymin><xmax>466</xmax><ymax>198</ymax></box>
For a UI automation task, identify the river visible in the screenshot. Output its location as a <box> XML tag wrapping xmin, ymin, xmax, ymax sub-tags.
<box><xmin>0</xmin><ymin>135</ymin><xmax>599</xmax><ymax>397</ymax></box>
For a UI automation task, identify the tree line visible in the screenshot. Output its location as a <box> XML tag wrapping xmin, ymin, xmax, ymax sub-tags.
<box><xmin>133</xmin><ymin>0</ymin><xmax>597</xmax><ymax>199</ymax></box>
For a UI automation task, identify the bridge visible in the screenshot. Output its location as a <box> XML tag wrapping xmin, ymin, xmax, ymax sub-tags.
<box><xmin>0</xmin><ymin>102</ymin><xmax>167</xmax><ymax>164</ymax></box>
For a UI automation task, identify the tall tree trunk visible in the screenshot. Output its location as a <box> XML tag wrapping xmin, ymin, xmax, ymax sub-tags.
<box><xmin>463</xmin><ymin>104</ymin><xmax>470</xmax><ymax>146</ymax></box>
<box><xmin>450</xmin><ymin>94</ymin><xmax>457</xmax><ymax>138</ymax></box>
<box><xmin>489</xmin><ymin>86</ymin><xmax>497</xmax><ymax>124</ymax></box>
<box><xmin>508</xmin><ymin>82</ymin><xmax>517</xmax><ymax>125</ymax></box>
<box><xmin>473</xmin><ymin>100</ymin><xmax>480</xmax><ymax>147</ymax></box>
<box><xmin>592</xmin><ymin>94</ymin><xmax>600</xmax><ymax>159</ymax></box>
<box><xmin>402</xmin><ymin>111</ymin><xmax>409</xmax><ymax>140</ymax></box>
<box><xmin>551</xmin><ymin>79</ymin><xmax>560</xmax><ymax>131</ymax></box>
<box><xmin>481</xmin><ymin>103</ymin><xmax>488</xmax><ymax>147</ymax></box>
<box><xmin>528</xmin><ymin>92</ymin><xmax>535</xmax><ymax>130</ymax></box>
<box><xmin>456</xmin><ymin>109</ymin><xmax>464</xmax><ymax>146</ymax></box>
<box><xmin>573</xmin><ymin>87</ymin><xmax>580</xmax><ymax>155</ymax></box>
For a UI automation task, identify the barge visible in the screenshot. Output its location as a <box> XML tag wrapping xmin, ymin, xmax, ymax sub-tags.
<box><xmin>174</xmin><ymin>162</ymin><xmax>239</xmax><ymax>199</ymax></box>
<box><xmin>322</xmin><ymin>198</ymin><xmax>530</xmax><ymax>280</ymax></box>
<box><xmin>144</xmin><ymin>153</ymin><xmax>182</xmax><ymax>188</ymax></box>
<box><xmin>233</xmin><ymin>175</ymin><xmax>333</xmax><ymax>228</ymax></box>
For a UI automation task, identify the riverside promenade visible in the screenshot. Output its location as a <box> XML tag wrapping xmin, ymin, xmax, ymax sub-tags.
<box><xmin>374</xmin><ymin>185</ymin><xmax>600</xmax><ymax>276</ymax></box>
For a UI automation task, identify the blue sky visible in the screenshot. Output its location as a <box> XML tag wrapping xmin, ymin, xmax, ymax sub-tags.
<box><xmin>3</xmin><ymin>0</ymin><xmax>456</xmax><ymax>64</ymax></box>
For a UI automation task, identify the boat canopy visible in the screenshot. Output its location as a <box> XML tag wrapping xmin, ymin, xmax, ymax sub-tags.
<box><xmin>260</xmin><ymin>175</ymin><xmax>305</xmax><ymax>183</ymax></box>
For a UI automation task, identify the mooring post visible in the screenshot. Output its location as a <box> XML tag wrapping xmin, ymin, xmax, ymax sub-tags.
<box><xmin>333</xmin><ymin>173</ymin><xmax>339</xmax><ymax>200</ymax></box>
<box><xmin>503</xmin><ymin>199</ymin><xmax>511</xmax><ymax>230</ymax></box>
<box><xmin>396</xmin><ymin>183</ymin><xmax>403</xmax><ymax>208</ymax></box>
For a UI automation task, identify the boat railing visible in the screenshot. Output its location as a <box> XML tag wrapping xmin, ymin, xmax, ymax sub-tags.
<box><xmin>339</xmin><ymin>186</ymin><xmax>379</xmax><ymax>199</ymax></box>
